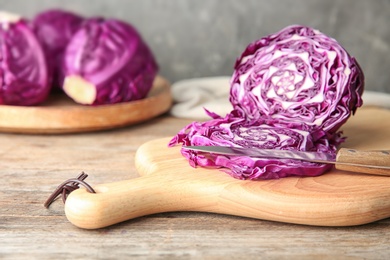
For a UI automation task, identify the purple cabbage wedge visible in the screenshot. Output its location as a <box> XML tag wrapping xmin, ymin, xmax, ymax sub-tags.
<box><xmin>33</xmin><ymin>9</ymin><xmax>84</xmax><ymax>88</ymax></box>
<box><xmin>62</xmin><ymin>18</ymin><xmax>158</xmax><ymax>105</ymax></box>
<box><xmin>0</xmin><ymin>12</ymin><xmax>50</xmax><ymax>105</ymax></box>
<box><xmin>169</xmin><ymin>25</ymin><xmax>364</xmax><ymax>180</ymax></box>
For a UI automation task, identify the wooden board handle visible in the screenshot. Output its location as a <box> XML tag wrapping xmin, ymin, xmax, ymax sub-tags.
<box><xmin>64</xmin><ymin>174</ymin><xmax>223</xmax><ymax>229</ymax></box>
<box><xmin>65</xmin><ymin>177</ymin><xmax>173</xmax><ymax>229</ymax></box>
<box><xmin>336</xmin><ymin>148</ymin><xmax>390</xmax><ymax>176</ymax></box>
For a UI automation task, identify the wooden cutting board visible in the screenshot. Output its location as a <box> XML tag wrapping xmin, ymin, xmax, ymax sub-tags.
<box><xmin>0</xmin><ymin>76</ymin><xmax>171</xmax><ymax>134</ymax></box>
<box><xmin>64</xmin><ymin>107</ymin><xmax>390</xmax><ymax>229</ymax></box>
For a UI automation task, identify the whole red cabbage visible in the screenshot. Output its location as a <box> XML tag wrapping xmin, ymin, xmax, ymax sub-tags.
<box><xmin>32</xmin><ymin>9</ymin><xmax>85</xmax><ymax>88</ymax></box>
<box><xmin>170</xmin><ymin>25</ymin><xmax>364</xmax><ymax>180</ymax></box>
<box><xmin>0</xmin><ymin>12</ymin><xmax>50</xmax><ymax>106</ymax></box>
<box><xmin>61</xmin><ymin>18</ymin><xmax>158</xmax><ymax>105</ymax></box>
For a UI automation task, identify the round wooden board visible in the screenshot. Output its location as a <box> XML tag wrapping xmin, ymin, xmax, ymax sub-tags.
<box><xmin>0</xmin><ymin>76</ymin><xmax>172</xmax><ymax>134</ymax></box>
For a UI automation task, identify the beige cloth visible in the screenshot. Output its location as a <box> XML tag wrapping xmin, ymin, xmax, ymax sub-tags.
<box><xmin>170</xmin><ymin>76</ymin><xmax>232</xmax><ymax>119</ymax></box>
<box><xmin>170</xmin><ymin>77</ymin><xmax>390</xmax><ymax>119</ymax></box>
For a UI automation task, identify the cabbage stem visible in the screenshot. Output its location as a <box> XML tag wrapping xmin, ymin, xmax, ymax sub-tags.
<box><xmin>63</xmin><ymin>75</ymin><xmax>97</xmax><ymax>105</ymax></box>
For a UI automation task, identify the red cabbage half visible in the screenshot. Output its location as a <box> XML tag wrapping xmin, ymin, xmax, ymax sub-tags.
<box><xmin>0</xmin><ymin>12</ymin><xmax>50</xmax><ymax>105</ymax></box>
<box><xmin>169</xmin><ymin>25</ymin><xmax>364</xmax><ymax>180</ymax></box>
<box><xmin>33</xmin><ymin>9</ymin><xmax>85</xmax><ymax>88</ymax></box>
<box><xmin>61</xmin><ymin>18</ymin><xmax>158</xmax><ymax>105</ymax></box>
<box><xmin>230</xmin><ymin>25</ymin><xmax>364</xmax><ymax>134</ymax></box>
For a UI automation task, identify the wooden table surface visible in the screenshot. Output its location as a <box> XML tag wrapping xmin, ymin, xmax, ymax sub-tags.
<box><xmin>1</xmin><ymin>113</ymin><xmax>390</xmax><ymax>259</ymax></box>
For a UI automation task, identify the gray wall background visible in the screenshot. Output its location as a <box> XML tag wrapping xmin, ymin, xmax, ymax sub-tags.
<box><xmin>1</xmin><ymin>0</ymin><xmax>389</xmax><ymax>93</ymax></box>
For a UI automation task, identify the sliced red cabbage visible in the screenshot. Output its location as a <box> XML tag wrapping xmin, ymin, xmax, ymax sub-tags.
<box><xmin>169</xmin><ymin>110</ymin><xmax>342</xmax><ymax>180</ymax></box>
<box><xmin>170</xmin><ymin>25</ymin><xmax>364</xmax><ymax>180</ymax></box>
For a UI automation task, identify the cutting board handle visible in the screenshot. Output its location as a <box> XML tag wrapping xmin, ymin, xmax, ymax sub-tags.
<box><xmin>336</xmin><ymin>148</ymin><xmax>390</xmax><ymax>175</ymax></box>
<box><xmin>64</xmin><ymin>174</ymin><xmax>224</xmax><ymax>229</ymax></box>
<box><xmin>65</xmin><ymin>176</ymin><xmax>172</xmax><ymax>229</ymax></box>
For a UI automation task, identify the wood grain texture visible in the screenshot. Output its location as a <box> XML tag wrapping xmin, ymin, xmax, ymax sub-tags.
<box><xmin>0</xmin><ymin>76</ymin><xmax>172</xmax><ymax>134</ymax></box>
<box><xmin>1</xmin><ymin>107</ymin><xmax>390</xmax><ymax>259</ymax></box>
<box><xmin>64</xmin><ymin>108</ymin><xmax>390</xmax><ymax>229</ymax></box>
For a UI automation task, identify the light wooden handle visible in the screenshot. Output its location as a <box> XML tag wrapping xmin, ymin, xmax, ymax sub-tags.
<box><xmin>336</xmin><ymin>148</ymin><xmax>390</xmax><ymax>176</ymax></box>
<box><xmin>64</xmin><ymin>174</ymin><xmax>221</xmax><ymax>229</ymax></box>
